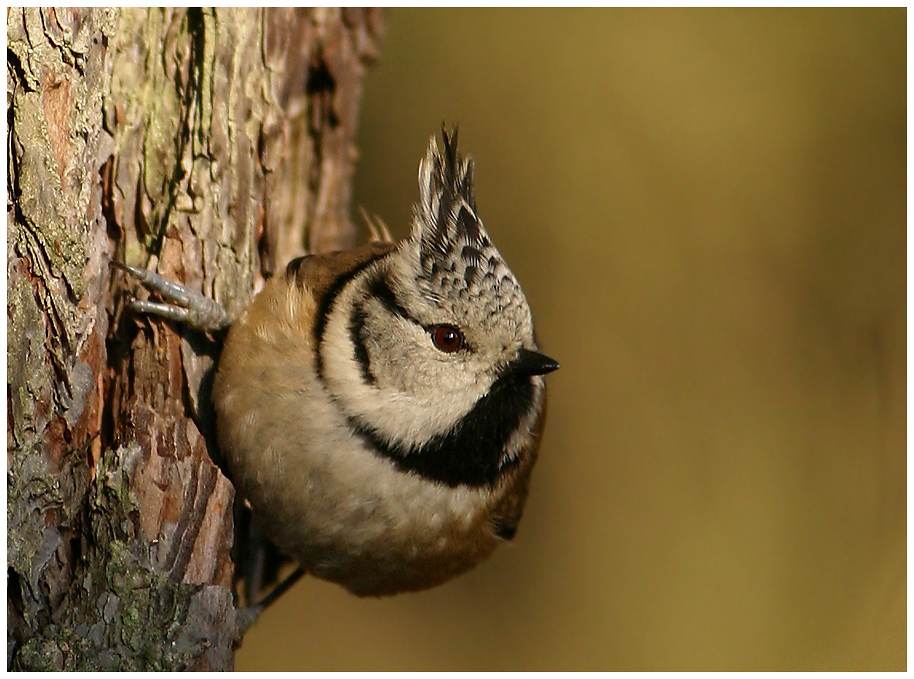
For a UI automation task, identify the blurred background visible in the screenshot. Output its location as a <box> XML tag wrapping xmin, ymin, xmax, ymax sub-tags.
<box><xmin>238</xmin><ymin>9</ymin><xmax>905</xmax><ymax>670</ymax></box>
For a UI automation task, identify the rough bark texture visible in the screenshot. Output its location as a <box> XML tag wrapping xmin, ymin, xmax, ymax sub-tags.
<box><xmin>7</xmin><ymin>8</ymin><xmax>383</xmax><ymax>670</ymax></box>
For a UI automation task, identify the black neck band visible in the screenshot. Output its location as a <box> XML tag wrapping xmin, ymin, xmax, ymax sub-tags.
<box><xmin>349</xmin><ymin>372</ymin><xmax>536</xmax><ymax>488</ymax></box>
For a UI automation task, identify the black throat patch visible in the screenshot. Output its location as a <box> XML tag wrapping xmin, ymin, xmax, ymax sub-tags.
<box><xmin>348</xmin><ymin>372</ymin><xmax>537</xmax><ymax>488</ymax></box>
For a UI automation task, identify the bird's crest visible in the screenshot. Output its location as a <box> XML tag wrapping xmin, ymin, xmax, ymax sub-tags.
<box><xmin>412</xmin><ymin>127</ymin><xmax>500</xmax><ymax>286</ymax></box>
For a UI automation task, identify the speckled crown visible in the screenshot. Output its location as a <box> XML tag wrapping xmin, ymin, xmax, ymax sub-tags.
<box><xmin>410</xmin><ymin>128</ymin><xmax>529</xmax><ymax>330</ymax></box>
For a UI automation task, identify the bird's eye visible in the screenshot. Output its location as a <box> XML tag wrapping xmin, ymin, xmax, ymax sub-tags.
<box><xmin>430</xmin><ymin>325</ymin><xmax>464</xmax><ymax>353</ymax></box>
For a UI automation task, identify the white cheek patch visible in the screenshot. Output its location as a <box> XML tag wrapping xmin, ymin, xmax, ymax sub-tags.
<box><xmin>321</xmin><ymin>283</ymin><xmax>486</xmax><ymax>451</ymax></box>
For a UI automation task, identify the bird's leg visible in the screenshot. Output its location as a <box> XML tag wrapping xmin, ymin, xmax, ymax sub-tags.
<box><xmin>234</xmin><ymin>567</ymin><xmax>307</xmax><ymax>638</ymax></box>
<box><xmin>115</xmin><ymin>262</ymin><xmax>234</xmax><ymax>331</ymax></box>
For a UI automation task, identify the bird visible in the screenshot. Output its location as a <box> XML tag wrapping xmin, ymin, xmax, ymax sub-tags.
<box><xmin>119</xmin><ymin>128</ymin><xmax>559</xmax><ymax>599</ymax></box>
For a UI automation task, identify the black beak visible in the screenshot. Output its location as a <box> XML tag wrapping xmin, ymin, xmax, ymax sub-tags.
<box><xmin>509</xmin><ymin>349</ymin><xmax>560</xmax><ymax>377</ymax></box>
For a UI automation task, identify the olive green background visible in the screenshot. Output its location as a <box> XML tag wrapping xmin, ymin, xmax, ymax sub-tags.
<box><xmin>237</xmin><ymin>8</ymin><xmax>905</xmax><ymax>670</ymax></box>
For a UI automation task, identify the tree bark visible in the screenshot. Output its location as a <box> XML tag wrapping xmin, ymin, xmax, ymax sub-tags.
<box><xmin>7</xmin><ymin>8</ymin><xmax>383</xmax><ymax>670</ymax></box>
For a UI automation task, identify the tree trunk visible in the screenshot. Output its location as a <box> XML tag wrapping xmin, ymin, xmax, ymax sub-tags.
<box><xmin>7</xmin><ymin>8</ymin><xmax>383</xmax><ymax>670</ymax></box>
